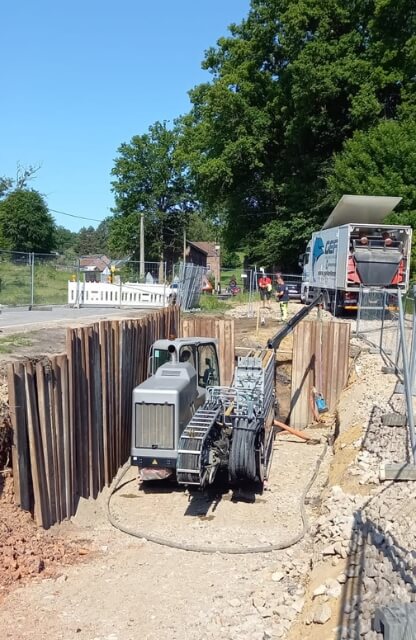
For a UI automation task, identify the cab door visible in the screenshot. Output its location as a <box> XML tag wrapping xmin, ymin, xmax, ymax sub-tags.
<box><xmin>197</xmin><ymin>343</ymin><xmax>220</xmax><ymax>388</ymax></box>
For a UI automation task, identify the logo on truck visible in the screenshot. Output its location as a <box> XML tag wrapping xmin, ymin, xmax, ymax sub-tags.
<box><xmin>312</xmin><ymin>237</ymin><xmax>324</xmax><ymax>274</ymax></box>
<box><xmin>312</xmin><ymin>237</ymin><xmax>338</xmax><ymax>274</ymax></box>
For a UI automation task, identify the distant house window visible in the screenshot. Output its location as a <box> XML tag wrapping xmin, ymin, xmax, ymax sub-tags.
<box><xmin>207</xmin><ymin>263</ymin><xmax>212</xmax><ymax>270</ymax></box>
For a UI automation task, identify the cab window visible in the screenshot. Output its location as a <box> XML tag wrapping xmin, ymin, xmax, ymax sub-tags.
<box><xmin>179</xmin><ymin>346</ymin><xmax>196</xmax><ymax>370</ymax></box>
<box><xmin>152</xmin><ymin>348</ymin><xmax>170</xmax><ymax>374</ymax></box>
<box><xmin>197</xmin><ymin>344</ymin><xmax>220</xmax><ymax>387</ymax></box>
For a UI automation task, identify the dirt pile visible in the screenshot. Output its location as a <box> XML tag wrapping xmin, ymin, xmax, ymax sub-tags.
<box><xmin>0</xmin><ymin>474</ymin><xmax>88</xmax><ymax>601</ymax></box>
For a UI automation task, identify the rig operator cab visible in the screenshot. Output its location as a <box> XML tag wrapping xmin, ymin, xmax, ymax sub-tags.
<box><xmin>131</xmin><ymin>338</ymin><xmax>220</xmax><ymax>481</ymax></box>
<box><xmin>131</xmin><ymin>335</ymin><xmax>277</xmax><ymax>489</ymax></box>
<box><xmin>300</xmin><ymin>195</ymin><xmax>412</xmax><ymax>313</ymax></box>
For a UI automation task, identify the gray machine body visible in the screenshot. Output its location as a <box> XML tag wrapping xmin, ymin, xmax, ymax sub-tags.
<box><xmin>131</xmin><ymin>337</ymin><xmax>219</xmax><ymax>469</ymax></box>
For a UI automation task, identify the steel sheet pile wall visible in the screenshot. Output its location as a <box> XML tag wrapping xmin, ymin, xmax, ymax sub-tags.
<box><xmin>181</xmin><ymin>317</ymin><xmax>235</xmax><ymax>385</ymax></box>
<box><xmin>8</xmin><ymin>306</ymin><xmax>179</xmax><ymax>528</ymax></box>
<box><xmin>290</xmin><ymin>320</ymin><xmax>350</xmax><ymax>428</ymax></box>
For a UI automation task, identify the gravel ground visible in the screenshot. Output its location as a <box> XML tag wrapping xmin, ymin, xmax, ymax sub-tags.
<box><xmin>1</xmin><ymin>304</ymin><xmax>413</xmax><ymax>640</ymax></box>
<box><xmin>0</xmin><ymin>427</ymin><xmax>329</xmax><ymax>640</ymax></box>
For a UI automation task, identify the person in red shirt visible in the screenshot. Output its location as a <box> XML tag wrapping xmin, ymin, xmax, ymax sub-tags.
<box><xmin>258</xmin><ymin>271</ymin><xmax>272</xmax><ymax>308</ymax></box>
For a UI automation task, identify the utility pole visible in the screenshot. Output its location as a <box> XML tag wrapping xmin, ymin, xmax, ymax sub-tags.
<box><xmin>183</xmin><ymin>227</ymin><xmax>187</xmax><ymax>265</ymax></box>
<box><xmin>139</xmin><ymin>211</ymin><xmax>145</xmax><ymax>280</ymax></box>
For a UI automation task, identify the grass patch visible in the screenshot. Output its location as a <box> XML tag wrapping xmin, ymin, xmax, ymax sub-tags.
<box><xmin>0</xmin><ymin>334</ymin><xmax>34</xmax><ymax>353</ymax></box>
<box><xmin>199</xmin><ymin>295</ymin><xmax>230</xmax><ymax>312</ymax></box>
<box><xmin>0</xmin><ymin>261</ymin><xmax>73</xmax><ymax>306</ymax></box>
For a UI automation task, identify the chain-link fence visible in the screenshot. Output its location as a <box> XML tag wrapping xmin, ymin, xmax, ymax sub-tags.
<box><xmin>356</xmin><ymin>286</ymin><xmax>400</xmax><ymax>367</ymax></box>
<box><xmin>0</xmin><ymin>252</ymin><xmax>170</xmax><ymax>308</ymax></box>
<box><xmin>356</xmin><ymin>285</ymin><xmax>416</xmax><ymax>462</ymax></box>
<box><xmin>0</xmin><ymin>250</ymin><xmax>79</xmax><ymax>307</ymax></box>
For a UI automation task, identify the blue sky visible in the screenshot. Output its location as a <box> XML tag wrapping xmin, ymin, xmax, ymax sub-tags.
<box><xmin>0</xmin><ymin>0</ymin><xmax>250</xmax><ymax>232</ymax></box>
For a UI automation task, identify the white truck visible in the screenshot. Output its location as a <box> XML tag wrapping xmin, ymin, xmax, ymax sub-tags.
<box><xmin>300</xmin><ymin>195</ymin><xmax>412</xmax><ymax>313</ymax></box>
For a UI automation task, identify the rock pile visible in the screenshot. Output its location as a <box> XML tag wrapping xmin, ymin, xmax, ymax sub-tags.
<box><xmin>197</xmin><ymin>548</ymin><xmax>312</xmax><ymax>640</ymax></box>
<box><xmin>308</xmin><ymin>395</ymin><xmax>415</xmax><ymax>640</ymax></box>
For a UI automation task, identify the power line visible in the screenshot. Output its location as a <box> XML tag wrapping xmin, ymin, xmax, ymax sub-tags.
<box><xmin>49</xmin><ymin>208</ymin><xmax>104</xmax><ymax>223</ymax></box>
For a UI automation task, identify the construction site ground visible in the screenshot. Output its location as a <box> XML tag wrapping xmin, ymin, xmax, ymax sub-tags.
<box><xmin>0</xmin><ymin>300</ymin><xmax>404</xmax><ymax>639</ymax></box>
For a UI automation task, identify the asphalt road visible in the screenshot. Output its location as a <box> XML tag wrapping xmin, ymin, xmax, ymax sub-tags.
<box><xmin>0</xmin><ymin>306</ymin><xmax>151</xmax><ymax>333</ymax></box>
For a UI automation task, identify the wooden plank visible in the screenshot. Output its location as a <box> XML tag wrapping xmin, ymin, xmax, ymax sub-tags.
<box><xmin>290</xmin><ymin>320</ymin><xmax>351</xmax><ymax>428</ymax></box>
<box><xmin>290</xmin><ymin>321</ymin><xmax>313</xmax><ymax>428</ymax></box>
<box><xmin>25</xmin><ymin>361</ymin><xmax>50</xmax><ymax>528</ymax></box>
<box><xmin>51</xmin><ymin>356</ymin><xmax>66</xmax><ymax>520</ymax></box>
<box><xmin>7</xmin><ymin>362</ymin><xmax>31</xmax><ymax>510</ymax></box>
<box><xmin>90</xmin><ymin>323</ymin><xmax>103</xmax><ymax>492</ymax></box>
<box><xmin>57</xmin><ymin>355</ymin><xmax>72</xmax><ymax>518</ymax></box>
<box><xmin>45</xmin><ymin>357</ymin><xmax>61</xmax><ymax>522</ymax></box>
<box><xmin>78</xmin><ymin>328</ymin><xmax>90</xmax><ymax>497</ymax></box>
<box><xmin>83</xmin><ymin>326</ymin><xmax>98</xmax><ymax>498</ymax></box>
<box><xmin>66</xmin><ymin>329</ymin><xmax>76</xmax><ymax>513</ymax></box>
<box><xmin>36</xmin><ymin>361</ymin><xmax>57</xmax><ymax>523</ymax></box>
<box><xmin>107</xmin><ymin>319</ymin><xmax>116</xmax><ymax>479</ymax></box>
<box><xmin>70</xmin><ymin>329</ymin><xmax>85</xmax><ymax>502</ymax></box>
<box><xmin>111</xmin><ymin>321</ymin><xmax>120</xmax><ymax>471</ymax></box>
<box><xmin>124</xmin><ymin>320</ymin><xmax>134</xmax><ymax>461</ymax></box>
<box><xmin>99</xmin><ymin>321</ymin><xmax>110</xmax><ymax>485</ymax></box>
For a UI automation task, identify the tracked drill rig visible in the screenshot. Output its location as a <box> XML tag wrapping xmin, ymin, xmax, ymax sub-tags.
<box><xmin>131</xmin><ymin>297</ymin><xmax>322</xmax><ymax>489</ymax></box>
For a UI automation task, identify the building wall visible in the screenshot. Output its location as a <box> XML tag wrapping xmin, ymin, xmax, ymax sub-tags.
<box><xmin>187</xmin><ymin>246</ymin><xmax>207</xmax><ymax>268</ymax></box>
<box><xmin>207</xmin><ymin>255</ymin><xmax>220</xmax><ymax>284</ymax></box>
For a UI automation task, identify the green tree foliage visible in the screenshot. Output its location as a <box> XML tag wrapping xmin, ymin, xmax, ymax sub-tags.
<box><xmin>327</xmin><ymin>119</ymin><xmax>416</xmax><ymax>211</ymax></box>
<box><xmin>0</xmin><ymin>189</ymin><xmax>55</xmax><ymax>253</ymax></box>
<box><xmin>74</xmin><ymin>226</ymin><xmax>97</xmax><ymax>255</ymax></box>
<box><xmin>55</xmin><ymin>226</ymin><xmax>78</xmax><ymax>254</ymax></box>
<box><xmin>74</xmin><ymin>220</ymin><xmax>110</xmax><ymax>256</ymax></box>
<box><xmin>180</xmin><ymin>0</ymin><xmax>416</xmax><ymax>269</ymax></box>
<box><xmin>94</xmin><ymin>219</ymin><xmax>110</xmax><ymax>254</ymax></box>
<box><xmin>186</xmin><ymin>211</ymin><xmax>217</xmax><ymax>243</ymax></box>
<box><xmin>327</xmin><ymin>118</ymin><xmax>416</xmax><ymax>271</ymax></box>
<box><xmin>111</xmin><ymin>121</ymin><xmax>197</xmax><ymax>262</ymax></box>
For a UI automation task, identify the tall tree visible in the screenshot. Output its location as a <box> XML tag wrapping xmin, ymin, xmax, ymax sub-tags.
<box><xmin>180</xmin><ymin>0</ymin><xmax>416</xmax><ymax>269</ymax></box>
<box><xmin>73</xmin><ymin>220</ymin><xmax>110</xmax><ymax>255</ymax></box>
<box><xmin>327</xmin><ymin>119</ymin><xmax>416</xmax><ymax>212</ymax></box>
<box><xmin>0</xmin><ymin>164</ymin><xmax>41</xmax><ymax>199</ymax></box>
<box><xmin>110</xmin><ymin>121</ymin><xmax>198</xmax><ymax>262</ymax></box>
<box><xmin>55</xmin><ymin>225</ymin><xmax>78</xmax><ymax>253</ymax></box>
<box><xmin>0</xmin><ymin>190</ymin><xmax>55</xmax><ymax>253</ymax></box>
<box><xmin>75</xmin><ymin>226</ymin><xmax>99</xmax><ymax>255</ymax></box>
<box><xmin>94</xmin><ymin>219</ymin><xmax>111</xmax><ymax>254</ymax></box>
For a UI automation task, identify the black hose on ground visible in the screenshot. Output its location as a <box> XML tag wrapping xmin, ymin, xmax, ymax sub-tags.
<box><xmin>107</xmin><ymin>438</ymin><xmax>328</xmax><ymax>555</ymax></box>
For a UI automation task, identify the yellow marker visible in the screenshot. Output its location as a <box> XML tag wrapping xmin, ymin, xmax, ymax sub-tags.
<box><xmin>151</xmin><ymin>459</ymin><xmax>158</xmax><ymax>465</ymax></box>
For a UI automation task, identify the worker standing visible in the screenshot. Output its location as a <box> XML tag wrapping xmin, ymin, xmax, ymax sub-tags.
<box><xmin>275</xmin><ymin>274</ymin><xmax>289</xmax><ymax>321</ymax></box>
<box><xmin>258</xmin><ymin>270</ymin><xmax>272</xmax><ymax>308</ymax></box>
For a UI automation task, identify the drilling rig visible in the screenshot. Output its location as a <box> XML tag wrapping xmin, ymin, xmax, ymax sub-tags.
<box><xmin>131</xmin><ymin>297</ymin><xmax>322</xmax><ymax>488</ymax></box>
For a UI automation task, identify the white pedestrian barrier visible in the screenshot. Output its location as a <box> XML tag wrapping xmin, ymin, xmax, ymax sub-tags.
<box><xmin>68</xmin><ymin>281</ymin><xmax>172</xmax><ymax>308</ymax></box>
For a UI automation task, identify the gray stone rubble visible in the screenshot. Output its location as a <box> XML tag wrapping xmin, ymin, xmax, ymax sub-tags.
<box><xmin>310</xmin><ymin>396</ymin><xmax>416</xmax><ymax>640</ymax></box>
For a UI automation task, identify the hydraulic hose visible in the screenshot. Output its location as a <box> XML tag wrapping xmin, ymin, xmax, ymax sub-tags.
<box><xmin>229</xmin><ymin>418</ymin><xmax>257</xmax><ymax>482</ymax></box>
<box><xmin>273</xmin><ymin>419</ymin><xmax>321</xmax><ymax>443</ymax></box>
<box><xmin>107</xmin><ymin>438</ymin><xmax>328</xmax><ymax>555</ymax></box>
